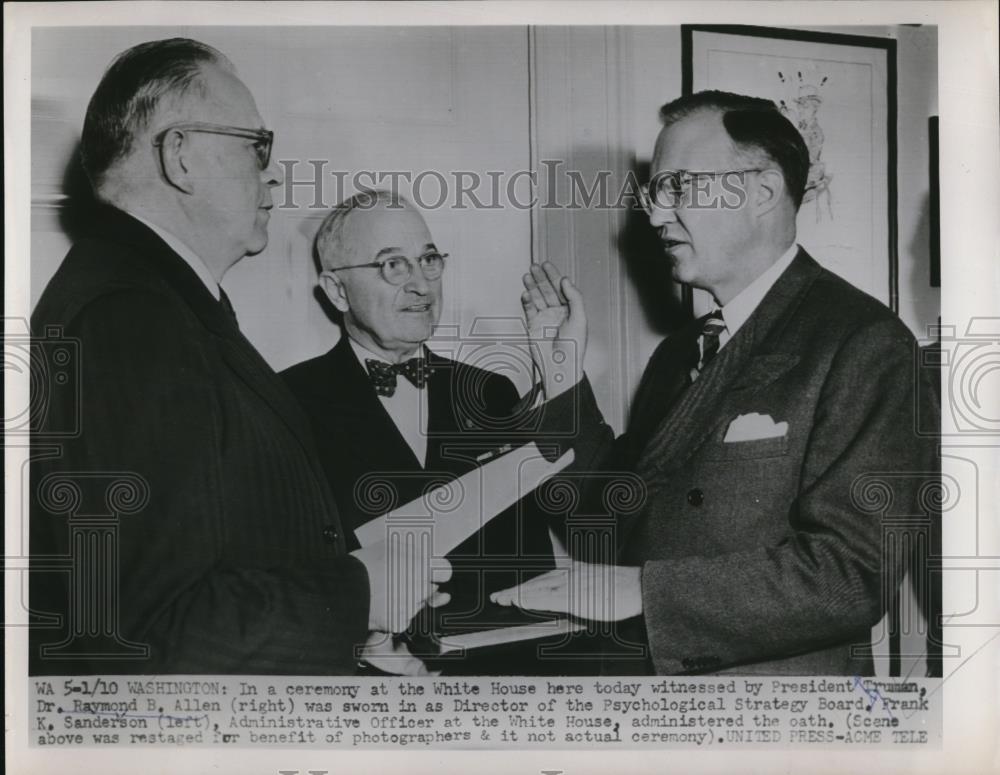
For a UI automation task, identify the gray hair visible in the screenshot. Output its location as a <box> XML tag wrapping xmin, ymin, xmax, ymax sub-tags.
<box><xmin>81</xmin><ymin>38</ymin><xmax>230</xmax><ymax>190</ymax></box>
<box><xmin>314</xmin><ymin>189</ymin><xmax>413</xmax><ymax>271</ymax></box>
<box><xmin>658</xmin><ymin>90</ymin><xmax>810</xmax><ymax>210</ymax></box>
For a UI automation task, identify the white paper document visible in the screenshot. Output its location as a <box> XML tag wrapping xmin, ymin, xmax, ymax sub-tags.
<box><xmin>354</xmin><ymin>442</ymin><xmax>574</xmax><ymax>553</ymax></box>
<box><xmin>436</xmin><ymin>617</ymin><xmax>587</xmax><ymax>654</ymax></box>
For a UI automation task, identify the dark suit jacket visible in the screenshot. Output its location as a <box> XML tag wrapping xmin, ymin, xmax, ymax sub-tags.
<box><xmin>281</xmin><ymin>339</ymin><xmax>554</xmax><ymax>596</ymax></box>
<box><xmin>557</xmin><ymin>249</ymin><xmax>939</xmax><ymax>675</ymax></box>
<box><xmin>30</xmin><ymin>206</ymin><xmax>369</xmax><ymax>675</ymax></box>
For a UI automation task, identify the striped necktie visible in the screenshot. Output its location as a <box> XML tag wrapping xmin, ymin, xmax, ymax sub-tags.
<box><xmin>691</xmin><ymin>310</ymin><xmax>726</xmax><ymax>380</ymax></box>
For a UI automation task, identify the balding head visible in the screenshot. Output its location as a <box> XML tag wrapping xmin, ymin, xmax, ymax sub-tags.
<box><xmin>316</xmin><ymin>189</ymin><xmax>414</xmax><ymax>271</ymax></box>
<box><xmin>316</xmin><ymin>191</ymin><xmax>444</xmax><ymax>363</ymax></box>
<box><xmin>81</xmin><ymin>38</ymin><xmax>229</xmax><ymax>194</ymax></box>
<box><xmin>658</xmin><ymin>90</ymin><xmax>809</xmax><ymax>210</ymax></box>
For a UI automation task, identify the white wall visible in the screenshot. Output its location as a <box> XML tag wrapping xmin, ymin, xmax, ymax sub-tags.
<box><xmin>893</xmin><ymin>25</ymin><xmax>939</xmax><ymax>340</ymax></box>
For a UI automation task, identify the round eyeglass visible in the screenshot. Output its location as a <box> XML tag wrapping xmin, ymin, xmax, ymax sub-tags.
<box><xmin>330</xmin><ymin>252</ymin><xmax>448</xmax><ymax>286</ymax></box>
<box><xmin>152</xmin><ymin>122</ymin><xmax>275</xmax><ymax>170</ymax></box>
<box><xmin>638</xmin><ymin>168</ymin><xmax>765</xmax><ymax>213</ymax></box>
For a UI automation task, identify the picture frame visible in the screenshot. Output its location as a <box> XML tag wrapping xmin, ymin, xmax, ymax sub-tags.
<box><xmin>682</xmin><ymin>25</ymin><xmax>898</xmax><ymax>312</ymax></box>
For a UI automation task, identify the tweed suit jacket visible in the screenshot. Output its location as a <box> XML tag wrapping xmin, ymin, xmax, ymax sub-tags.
<box><xmin>557</xmin><ymin>248</ymin><xmax>939</xmax><ymax>675</ymax></box>
<box><xmin>29</xmin><ymin>206</ymin><xmax>369</xmax><ymax>675</ymax></box>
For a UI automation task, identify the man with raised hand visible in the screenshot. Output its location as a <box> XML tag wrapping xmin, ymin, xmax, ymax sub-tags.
<box><xmin>494</xmin><ymin>91</ymin><xmax>938</xmax><ymax>676</ymax></box>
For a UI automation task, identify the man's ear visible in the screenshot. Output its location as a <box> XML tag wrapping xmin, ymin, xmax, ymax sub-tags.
<box><xmin>754</xmin><ymin>168</ymin><xmax>785</xmax><ymax>217</ymax></box>
<box><xmin>156</xmin><ymin>128</ymin><xmax>195</xmax><ymax>194</ymax></box>
<box><xmin>319</xmin><ymin>270</ymin><xmax>350</xmax><ymax>313</ymax></box>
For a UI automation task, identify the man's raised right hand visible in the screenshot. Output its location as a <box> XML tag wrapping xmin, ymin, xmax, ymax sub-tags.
<box><xmin>521</xmin><ymin>261</ymin><xmax>588</xmax><ymax>400</ymax></box>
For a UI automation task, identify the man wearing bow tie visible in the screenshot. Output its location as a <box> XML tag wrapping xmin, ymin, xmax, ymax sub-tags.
<box><xmin>282</xmin><ymin>191</ymin><xmax>557</xmax><ymax>672</ymax></box>
<box><xmin>493</xmin><ymin>91</ymin><xmax>939</xmax><ymax>676</ymax></box>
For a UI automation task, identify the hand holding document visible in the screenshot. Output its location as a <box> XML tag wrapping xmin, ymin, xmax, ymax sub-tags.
<box><xmin>358</xmin><ymin>632</ymin><xmax>440</xmax><ymax>676</ymax></box>
<box><xmin>354</xmin><ymin>442</ymin><xmax>574</xmax><ymax>553</ymax></box>
<box><xmin>490</xmin><ymin>558</ymin><xmax>643</xmax><ymax>623</ymax></box>
<box><xmin>353</xmin><ymin>442</ymin><xmax>575</xmax><ymax>643</ymax></box>
<box><xmin>351</xmin><ymin>540</ymin><xmax>452</xmax><ymax>634</ymax></box>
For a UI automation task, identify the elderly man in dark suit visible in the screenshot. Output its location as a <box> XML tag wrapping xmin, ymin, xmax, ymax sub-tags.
<box><xmin>282</xmin><ymin>191</ymin><xmax>561</xmax><ymax>672</ymax></box>
<box><xmin>494</xmin><ymin>90</ymin><xmax>939</xmax><ymax>675</ymax></box>
<box><xmin>30</xmin><ymin>39</ymin><xmax>446</xmax><ymax>675</ymax></box>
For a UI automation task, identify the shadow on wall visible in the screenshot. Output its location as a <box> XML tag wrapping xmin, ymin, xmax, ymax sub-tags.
<box><xmin>906</xmin><ymin>190</ymin><xmax>938</xmax><ymax>339</ymax></box>
<box><xmin>615</xmin><ymin>159</ymin><xmax>688</xmax><ymax>338</ymax></box>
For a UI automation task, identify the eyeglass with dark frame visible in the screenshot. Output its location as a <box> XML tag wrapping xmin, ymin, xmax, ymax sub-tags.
<box><xmin>151</xmin><ymin>122</ymin><xmax>275</xmax><ymax>170</ymax></box>
<box><xmin>638</xmin><ymin>168</ymin><xmax>766</xmax><ymax>213</ymax></box>
<box><xmin>329</xmin><ymin>251</ymin><xmax>449</xmax><ymax>286</ymax></box>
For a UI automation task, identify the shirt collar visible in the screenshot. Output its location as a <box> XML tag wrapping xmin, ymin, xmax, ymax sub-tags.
<box><xmin>719</xmin><ymin>243</ymin><xmax>798</xmax><ymax>338</ymax></box>
<box><xmin>124</xmin><ymin>209</ymin><xmax>221</xmax><ymax>301</ymax></box>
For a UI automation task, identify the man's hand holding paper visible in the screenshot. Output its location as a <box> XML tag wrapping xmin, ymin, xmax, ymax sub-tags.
<box><xmin>352</xmin><ymin>442</ymin><xmax>576</xmax><ymax>652</ymax></box>
<box><xmin>490</xmin><ymin>559</ymin><xmax>643</xmax><ymax>623</ymax></box>
<box><xmin>351</xmin><ymin>540</ymin><xmax>452</xmax><ymax>634</ymax></box>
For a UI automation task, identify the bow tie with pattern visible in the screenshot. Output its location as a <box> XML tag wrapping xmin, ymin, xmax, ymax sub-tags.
<box><xmin>366</xmin><ymin>357</ymin><xmax>431</xmax><ymax>397</ymax></box>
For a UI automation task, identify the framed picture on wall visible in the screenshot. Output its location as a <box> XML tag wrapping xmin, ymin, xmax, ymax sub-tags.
<box><xmin>682</xmin><ymin>25</ymin><xmax>898</xmax><ymax>313</ymax></box>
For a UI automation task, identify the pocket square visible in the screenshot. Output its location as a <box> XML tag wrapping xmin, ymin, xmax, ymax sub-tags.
<box><xmin>724</xmin><ymin>412</ymin><xmax>788</xmax><ymax>442</ymax></box>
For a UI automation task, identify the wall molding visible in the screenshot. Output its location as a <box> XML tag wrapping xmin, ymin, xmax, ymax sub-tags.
<box><xmin>528</xmin><ymin>26</ymin><xmax>638</xmax><ymax>431</ymax></box>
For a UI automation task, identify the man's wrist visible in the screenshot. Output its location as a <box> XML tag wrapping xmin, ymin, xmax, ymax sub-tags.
<box><xmin>542</xmin><ymin>369</ymin><xmax>584</xmax><ymax>400</ymax></box>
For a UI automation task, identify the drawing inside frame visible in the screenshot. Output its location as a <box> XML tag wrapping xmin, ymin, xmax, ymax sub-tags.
<box><xmin>683</xmin><ymin>24</ymin><xmax>898</xmax><ymax>313</ymax></box>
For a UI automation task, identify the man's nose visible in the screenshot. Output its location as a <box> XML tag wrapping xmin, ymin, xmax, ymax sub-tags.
<box><xmin>647</xmin><ymin>202</ymin><xmax>678</xmax><ymax>228</ymax></box>
<box><xmin>404</xmin><ymin>265</ymin><xmax>430</xmax><ymax>294</ymax></box>
<box><xmin>262</xmin><ymin>157</ymin><xmax>284</xmax><ymax>188</ymax></box>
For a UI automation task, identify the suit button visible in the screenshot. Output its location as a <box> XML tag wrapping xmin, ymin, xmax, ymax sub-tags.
<box><xmin>322</xmin><ymin>525</ymin><xmax>339</xmax><ymax>544</ymax></box>
<box><xmin>686</xmin><ymin>488</ymin><xmax>704</xmax><ymax>506</ymax></box>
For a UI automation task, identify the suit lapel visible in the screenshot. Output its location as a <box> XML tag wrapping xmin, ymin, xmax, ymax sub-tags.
<box><xmin>624</xmin><ymin>326</ymin><xmax>699</xmax><ymax>463</ymax></box>
<box><xmin>425</xmin><ymin>351</ymin><xmax>454</xmax><ymax>430</ymax></box>
<box><xmin>93</xmin><ymin>207</ymin><xmax>325</xmax><ymax>468</ymax></box>
<box><xmin>424</xmin><ymin>350</ymin><xmax>466</xmax><ymax>470</ymax></box>
<box><xmin>635</xmin><ymin>249</ymin><xmax>820</xmax><ymax>481</ymax></box>
<box><xmin>330</xmin><ymin>338</ymin><xmax>426</xmax><ymax>471</ymax></box>
<box><xmin>636</xmin><ymin>320</ymin><xmax>756</xmax><ymax>482</ymax></box>
<box><xmin>93</xmin><ymin>206</ymin><xmax>233</xmax><ymax>335</ymax></box>
<box><xmin>215</xmin><ymin>333</ymin><xmax>320</xmax><ymax>455</ymax></box>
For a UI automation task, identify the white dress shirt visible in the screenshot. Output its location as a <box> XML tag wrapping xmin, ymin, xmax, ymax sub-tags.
<box><xmin>125</xmin><ymin>209</ymin><xmax>221</xmax><ymax>300</ymax></box>
<box><xmin>714</xmin><ymin>243</ymin><xmax>799</xmax><ymax>352</ymax></box>
<box><xmin>349</xmin><ymin>339</ymin><xmax>429</xmax><ymax>466</ymax></box>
